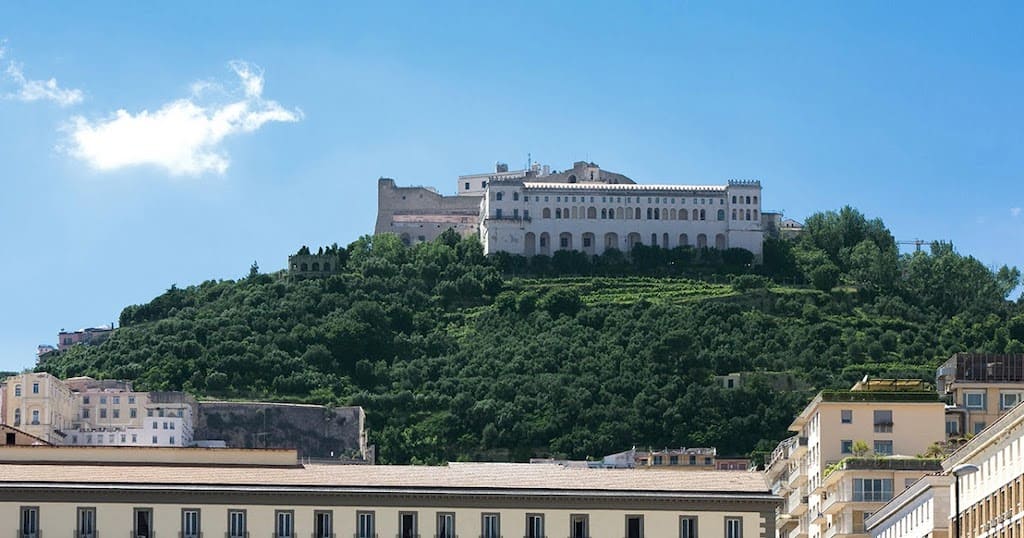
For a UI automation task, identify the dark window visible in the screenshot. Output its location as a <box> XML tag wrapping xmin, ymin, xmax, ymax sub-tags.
<box><xmin>78</xmin><ymin>507</ymin><xmax>97</xmax><ymax>538</ymax></box>
<box><xmin>399</xmin><ymin>512</ymin><xmax>418</xmax><ymax>538</ymax></box>
<box><xmin>228</xmin><ymin>510</ymin><xmax>247</xmax><ymax>538</ymax></box>
<box><xmin>571</xmin><ymin>514</ymin><xmax>589</xmax><ymax>538</ymax></box>
<box><xmin>357</xmin><ymin>512</ymin><xmax>375</xmax><ymax>538</ymax></box>
<box><xmin>20</xmin><ymin>506</ymin><xmax>39</xmax><ymax>538</ymax></box>
<box><xmin>315</xmin><ymin>511</ymin><xmax>333</xmax><ymax>538</ymax></box>
<box><xmin>437</xmin><ymin>512</ymin><xmax>455</xmax><ymax>538</ymax></box>
<box><xmin>841</xmin><ymin>410</ymin><xmax>853</xmax><ymax>424</ymax></box>
<box><xmin>482</xmin><ymin>514</ymin><xmax>500</xmax><ymax>538</ymax></box>
<box><xmin>874</xmin><ymin>410</ymin><xmax>894</xmax><ymax>433</ymax></box>
<box><xmin>526</xmin><ymin>514</ymin><xmax>544</xmax><ymax>538</ymax></box>
<box><xmin>626</xmin><ymin>515</ymin><xmax>644</xmax><ymax>538</ymax></box>
<box><xmin>680</xmin><ymin>516</ymin><xmax>697</xmax><ymax>538</ymax></box>
<box><xmin>725</xmin><ymin>517</ymin><xmax>742</xmax><ymax>538</ymax></box>
<box><xmin>464</xmin><ymin>182</ymin><xmax>470</xmax><ymax>190</ymax></box>
<box><xmin>135</xmin><ymin>508</ymin><xmax>154</xmax><ymax>538</ymax></box>
<box><xmin>182</xmin><ymin>509</ymin><xmax>201</xmax><ymax>538</ymax></box>
<box><xmin>275</xmin><ymin>510</ymin><xmax>295</xmax><ymax>538</ymax></box>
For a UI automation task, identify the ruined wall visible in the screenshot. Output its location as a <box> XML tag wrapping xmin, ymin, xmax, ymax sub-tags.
<box><xmin>375</xmin><ymin>178</ymin><xmax>482</xmax><ymax>244</ymax></box>
<box><xmin>194</xmin><ymin>402</ymin><xmax>368</xmax><ymax>461</ymax></box>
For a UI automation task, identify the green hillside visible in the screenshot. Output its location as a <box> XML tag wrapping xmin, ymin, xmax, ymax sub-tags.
<box><xmin>41</xmin><ymin>207</ymin><xmax>1024</xmax><ymax>464</ymax></box>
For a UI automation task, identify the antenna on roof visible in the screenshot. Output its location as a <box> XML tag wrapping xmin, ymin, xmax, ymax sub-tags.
<box><xmin>527</xmin><ymin>152</ymin><xmax>531</xmax><ymax>171</ymax></box>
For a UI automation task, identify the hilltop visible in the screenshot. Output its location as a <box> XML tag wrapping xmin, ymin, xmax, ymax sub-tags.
<box><xmin>41</xmin><ymin>207</ymin><xmax>1023</xmax><ymax>464</ymax></box>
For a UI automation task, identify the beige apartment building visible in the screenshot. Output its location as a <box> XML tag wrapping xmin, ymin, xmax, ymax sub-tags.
<box><xmin>0</xmin><ymin>372</ymin><xmax>75</xmax><ymax>443</ymax></box>
<box><xmin>936</xmin><ymin>353</ymin><xmax>1024</xmax><ymax>438</ymax></box>
<box><xmin>766</xmin><ymin>378</ymin><xmax>946</xmax><ymax>538</ymax></box>
<box><xmin>0</xmin><ymin>445</ymin><xmax>780</xmax><ymax>538</ymax></box>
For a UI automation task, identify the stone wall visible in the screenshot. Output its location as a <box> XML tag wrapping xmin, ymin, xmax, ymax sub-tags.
<box><xmin>194</xmin><ymin>401</ymin><xmax>369</xmax><ymax>461</ymax></box>
<box><xmin>375</xmin><ymin>177</ymin><xmax>481</xmax><ymax>244</ymax></box>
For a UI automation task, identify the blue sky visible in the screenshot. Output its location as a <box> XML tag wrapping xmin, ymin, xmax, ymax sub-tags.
<box><xmin>0</xmin><ymin>2</ymin><xmax>1022</xmax><ymax>372</ymax></box>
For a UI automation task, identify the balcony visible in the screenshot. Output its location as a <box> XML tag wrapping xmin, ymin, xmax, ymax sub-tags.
<box><xmin>791</xmin><ymin>437</ymin><xmax>808</xmax><ymax>459</ymax></box>
<box><xmin>822</xmin><ymin>457</ymin><xmax>942</xmax><ymax>479</ymax></box>
<box><xmin>787</xmin><ymin>464</ymin><xmax>808</xmax><ymax>489</ymax></box>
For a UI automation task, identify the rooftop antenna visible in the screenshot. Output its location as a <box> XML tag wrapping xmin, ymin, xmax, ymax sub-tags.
<box><xmin>527</xmin><ymin>152</ymin><xmax>531</xmax><ymax>171</ymax></box>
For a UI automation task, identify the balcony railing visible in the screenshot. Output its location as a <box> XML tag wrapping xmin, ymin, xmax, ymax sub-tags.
<box><xmin>822</xmin><ymin>457</ymin><xmax>942</xmax><ymax>479</ymax></box>
<box><xmin>820</xmin><ymin>391</ymin><xmax>939</xmax><ymax>402</ymax></box>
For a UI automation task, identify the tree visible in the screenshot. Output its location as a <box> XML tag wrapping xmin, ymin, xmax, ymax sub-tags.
<box><xmin>248</xmin><ymin>261</ymin><xmax>260</xmax><ymax>279</ymax></box>
<box><xmin>852</xmin><ymin>440</ymin><xmax>870</xmax><ymax>457</ymax></box>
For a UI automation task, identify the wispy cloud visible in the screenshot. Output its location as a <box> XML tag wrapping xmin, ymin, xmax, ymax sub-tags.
<box><xmin>0</xmin><ymin>44</ymin><xmax>84</xmax><ymax>107</ymax></box>
<box><xmin>1012</xmin><ymin>207</ymin><xmax>1021</xmax><ymax>218</ymax></box>
<box><xmin>65</xmin><ymin>61</ymin><xmax>301</xmax><ymax>176</ymax></box>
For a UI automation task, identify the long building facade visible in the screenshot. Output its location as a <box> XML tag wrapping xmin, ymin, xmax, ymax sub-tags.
<box><xmin>376</xmin><ymin>160</ymin><xmax>766</xmax><ymax>259</ymax></box>
<box><xmin>0</xmin><ymin>445</ymin><xmax>780</xmax><ymax>538</ymax></box>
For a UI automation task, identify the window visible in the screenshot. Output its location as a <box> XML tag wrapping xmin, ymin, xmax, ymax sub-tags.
<box><xmin>513</xmin><ymin>192</ymin><xmax>519</xmax><ymax>201</ymax></box>
<box><xmin>129</xmin><ymin>396</ymin><xmax>136</xmax><ymax>404</ymax></box>
<box><xmin>153</xmin><ymin>421</ymin><xmax>158</xmax><ymax>429</ymax></box>
<box><xmin>182</xmin><ymin>509</ymin><xmax>201</xmax><ymax>538</ymax></box>
<box><xmin>357</xmin><ymin>511</ymin><xmax>375</xmax><ymax>538</ymax></box>
<box><xmin>315</xmin><ymin>511</ymin><xmax>333</xmax><ymax>538</ymax></box>
<box><xmin>853</xmin><ymin>479</ymin><xmax>893</xmax><ymax>502</ymax></box>
<box><xmin>873</xmin><ymin>410</ymin><xmax>893</xmax><ymax>433</ymax></box>
<box><xmin>437</xmin><ymin>512</ymin><xmax>455</xmax><ymax>538</ymax></box>
<box><xmin>526</xmin><ymin>514</ymin><xmax>544</xmax><ymax>538</ymax></box>
<box><xmin>78</xmin><ymin>507</ymin><xmax>97</xmax><ymax>538</ymax></box>
<box><xmin>974</xmin><ymin>421</ymin><xmax>987</xmax><ymax>434</ymax></box>
<box><xmin>625</xmin><ymin>515</ymin><xmax>644</xmax><ymax>538</ymax></box>
<box><xmin>725</xmin><ymin>517</ymin><xmax>742</xmax><ymax>538</ymax></box>
<box><xmin>82</xmin><ymin>395</ymin><xmax>89</xmax><ymax>404</ymax></box>
<box><xmin>170</xmin><ymin>436</ymin><xmax>176</xmax><ymax>444</ymax></box>
<box><xmin>464</xmin><ymin>182</ymin><xmax>470</xmax><ymax>190</ymax></box>
<box><xmin>32</xmin><ymin>382</ymin><xmax>39</xmax><ymax>394</ymax></box>
<box><xmin>905</xmin><ymin>478</ymin><xmax>918</xmax><ymax>488</ymax></box>
<box><xmin>100</xmin><ymin>396</ymin><xmax>107</xmax><ymax>404</ymax></box>
<box><xmin>100</xmin><ymin>408</ymin><xmax>107</xmax><ymax>418</ymax></box>
<box><xmin>135</xmin><ymin>508</ymin><xmax>154</xmax><ymax>538</ymax></box>
<box><xmin>113</xmin><ymin>409</ymin><xmax>120</xmax><ymax>419</ymax></box>
<box><xmin>13</xmin><ymin>408</ymin><xmax>20</xmax><ymax>426</ymax></box>
<box><xmin>228</xmin><ymin>510</ymin><xmax>247</xmax><ymax>538</ymax></box>
<box><xmin>14</xmin><ymin>384</ymin><xmax>21</xmax><ymax>397</ymax></box>
<box><xmin>82</xmin><ymin>409</ymin><xmax>90</xmax><ymax>419</ymax></box>
<box><xmin>495</xmin><ymin>192</ymin><xmax>503</xmax><ymax>201</ymax></box>
<box><xmin>130</xmin><ymin>408</ymin><xmax>137</xmax><ymax>418</ymax></box>
<box><xmin>570</xmin><ymin>514</ymin><xmax>589</xmax><ymax>538</ymax></box>
<box><xmin>31</xmin><ymin>409</ymin><xmax>39</xmax><ymax>425</ymax></box>
<box><xmin>131</xmin><ymin>434</ymin><xmax>137</xmax><ymax>443</ymax></box>
<box><xmin>679</xmin><ymin>516</ymin><xmax>697</xmax><ymax>538</ymax></box>
<box><xmin>946</xmin><ymin>419</ymin><xmax>960</xmax><ymax>435</ymax></box>
<box><xmin>276</xmin><ymin>510</ymin><xmax>295</xmax><ymax>538</ymax></box>
<box><xmin>20</xmin><ymin>506</ymin><xmax>39</xmax><ymax>538</ymax></box>
<box><xmin>152</xmin><ymin>436</ymin><xmax>158</xmax><ymax>444</ymax></box>
<box><xmin>147</xmin><ymin>409</ymin><xmax>153</xmax><ymax>417</ymax></box>
<box><xmin>965</xmin><ymin>392</ymin><xmax>986</xmax><ymax>409</ymax></box>
<box><xmin>841</xmin><ymin>440</ymin><xmax>853</xmax><ymax>454</ymax></box>
<box><xmin>1001</xmin><ymin>391</ymin><xmax>1022</xmax><ymax>410</ymax></box>
<box><xmin>482</xmin><ymin>513</ymin><xmax>500</xmax><ymax>538</ymax></box>
<box><xmin>653</xmin><ymin>456</ymin><xmax>663</xmax><ymax>465</ymax></box>
<box><xmin>113</xmin><ymin>396</ymin><xmax>120</xmax><ymax>404</ymax></box>
<box><xmin>841</xmin><ymin>409</ymin><xmax>853</xmax><ymax>423</ymax></box>
<box><xmin>399</xmin><ymin>512</ymin><xmax>418</xmax><ymax>538</ymax></box>
<box><xmin>670</xmin><ymin>455</ymin><xmax>679</xmax><ymax>465</ymax></box>
<box><xmin>874</xmin><ymin>440</ymin><xmax>893</xmax><ymax>455</ymax></box>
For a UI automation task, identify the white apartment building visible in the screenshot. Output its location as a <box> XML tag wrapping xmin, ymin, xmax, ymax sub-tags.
<box><xmin>377</xmin><ymin>160</ymin><xmax>766</xmax><ymax>259</ymax></box>
<box><xmin>864</xmin><ymin>475</ymin><xmax>951</xmax><ymax>538</ymax></box>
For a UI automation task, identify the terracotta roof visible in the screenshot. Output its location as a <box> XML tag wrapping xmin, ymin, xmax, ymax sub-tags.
<box><xmin>0</xmin><ymin>461</ymin><xmax>770</xmax><ymax>494</ymax></box>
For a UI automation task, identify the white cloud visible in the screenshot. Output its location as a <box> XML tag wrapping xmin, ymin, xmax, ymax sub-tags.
<box><xmin>65</xmin><ymin>61</ymin><xmax>301</xmax><ymax>176</ymax></box>
<box><xmin>1012</xmin><ymin>207</ymin><xmax>1021</xmax><ymax>218</ymax></box>
<box><xmin>1</xmin><ymin>44</ymin><xmax>84</xmax><ymax>107</ymax></box>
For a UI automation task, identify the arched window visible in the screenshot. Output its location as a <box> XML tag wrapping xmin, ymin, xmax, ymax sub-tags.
<box><xmin>732</xmin><ymin>209</ymin><xmax>737</xmax><ymax>220</ymax></box>
<box><xmin>625</xmin><ymin>207</ymin><xmax>632</xmax><ymax>220</ymax></box>
<box><xmin>543</xmin><ymin>208</ymin><xmax>551</xmax><ymax>219</ymax></box>
<box><xmin>692</xmin><ymin>209</ymin><xmax>698</xmax><ymax>220</ymax></box>
<box><xmin>697</xmin><ymin>233</ymin><xmax>708</xmax><ymax>248</ymax></box>
<box><xmin>588</xmin><ymin>206</ymin><xmax>597</xmax><ymax>219</ymax></box>
<box><xmin>679</xmin><ymin>233</ymin><xmax>689</xmax><ymax>246</ymax></box>
<box><xmin>564</xmin><ymin>207</ymin><xmax>570</xmax><ymax>219</ymax></box>
<box><xmin>513</xmin><ymin>192</ymin><xmax>519</xmax><ymax>201</ymax></box>
<box><xmin>496</xmin><ymin>192</ymin><xmax>504</xmax><ymax>201</ymax></box>
<box><xmin>323</xmin><ymin>263</ymin><xmax>330</xmax><ymax>271</ymax></box>
<box><xmin>31</xmin><ymin>409</ymin><xmax>40</xmax><ymax>425</ymax></box>
<box><xmin>731</xmin><ymin>195</ymin><xmax>737</xmax><ymax>203</ymax></box>
<box><xmin>568</xmin><ymin>175</ymin><xmax>577</xmax><ymax>183</ymax></box>
<box><xmin>14</xmin><ymin>384</ymin><xmax>21</xmax><ymax>397</ymax></box>
<box><xmin>680</xmin><ymin>210</ymin><xmax>688</xmax><ymax>220</ymax></box>
<box><xmin>715</xmin><ymin>233</ymin><xmax>727</xmax><ymax>250</ymax></box>
<box><xmin>670</xmin><ymin>209</ymin><xmax>677</xmax><ymax>219</ymax></box>
<box><xmin>555</xmin><ymin>208</ymin><xmax>562</xmax><ymax>219</ymax></box>
<box><xmin>717</xmin><ymin>209</ymin><xmax>725</xmax><ymax>221</ymax></box>
<box><xmin>662</xmin><ymin>233</ymin><xmax>669</xmax><ymax>249</ymax></box>
<box><xmin>745</xmin><ymin>196</ymin><xmax>751</xmax><ymax>204</ymax></box>
<box><xmin>571</xmin><ymin>207</ymin><xmax>579</xmax><ymax>219</ymax></box>
<box><xmin>601</xmin><ymin>208</ymin><xmax>608</xmax><ymax>219</ymax></box>
<box><xmin>616</xmin><ymin>207</ymin><xmax>623</xmax><ymax>219</ymax></box>
<box><xmin>654</xmin><ymin>208</ymin><xmax>660</xmax><ymax>220</ymax></box>
<box><xmin>635</xmin><ymin>208</ymin><xmax>642</xmax><ymax>219</ymax></box>
<box><xmin>311</xmin><ymin>263</ymin><xmax>319</xmax><ymax>271</ymax></box>
<box><xmin>754</xmin><ymin>209</ymin><xmax>759</xmax><ymax>220</ymax></box>
<box><xmin>651</xmin><ymin>233</ymin><xmax>658</xmax><ymax>246</ymax></box>
<box><xmin>300</xmin><ymin>263</ymin><xmax>308</xmax><ymax>271</ymax></box>
<box><xmin>700</xmin><ymin>209</ymin><xmax>706</xmax><ymax>221</ymax></box>
<box><xmin>746</xmin><ymin>209</ymin><xmax>751</xmax><ymax>221</ymax></box>
<box><xmin>647</xmin><ymin>208</ymin><xmax>653</xmax><ymax>220</ymax></box>
<box><xmin>13</xmin><ymin>408</ymin><xmax>20</xmax><ymax>426</ymax></box>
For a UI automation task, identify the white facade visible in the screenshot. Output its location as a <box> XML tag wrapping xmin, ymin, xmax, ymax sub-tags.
<box><xmin>865</xmin><ymin>475</ymin><xmax>951</xmax><ymax>538</ymax></box>
<box><xmin>480</xmin><ymin>178</ymin><xmax>763</xmax><ymax>258</ymax></box>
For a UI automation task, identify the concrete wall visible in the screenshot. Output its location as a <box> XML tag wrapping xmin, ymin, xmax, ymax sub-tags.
<box><xmin>194</xmin><ymin>402</ymin><xmax>367</xmax><ymax>460</ymax></box>
<box><xmin>376</xmin><ymin>178</ymin><xmax>482</xmax><ymax>243</ymax></box>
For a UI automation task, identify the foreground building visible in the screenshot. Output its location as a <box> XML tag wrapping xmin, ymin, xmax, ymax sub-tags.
<box><xmin>377</xmin><ymin>160</ymin><xmax>766</xmax><ymax>259</ymax></box>
<box><xmin>0</xmin><ymin>445</ymin><xmax>780</xmax><ymax>538</ymax></box>
<box><xmin>864</xmin><ymin>475</ymin><xmax>951</xmax><ymax>538</ymax></box>
<box><xmin>766</xmin><ymin>378</ymin><xmax>946</xmax><ymax>538</ymax></box>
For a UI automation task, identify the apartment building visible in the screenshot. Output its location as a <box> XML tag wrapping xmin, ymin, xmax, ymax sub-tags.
<box><xmin>0</xmin><ymin>445</ymin><xmax>780</xmax><ymax>538</ymax></box>
<box><xmin>941</xmin><ymin>396</ymin><xmax>1024</xmax><ymax>538</ymax></box>
<box><xmin>936</xmin><ymin>353</ymin><xmax>1024</xmax><ymax>438</ymax></box>
<box><xmin>765</xmin><ymin>378</ymin><xmax>946</xmax><ymax>538</ymax></box>
<box><xmin>864</xmin><ymin>475</ymin><xmax>951</xmax><ymax>538</ymax></box>
<box><xmin>0</xmin><ymin>374</ymin><xmax>194</xmax><ymax>447</ymax></box>
<box><xmin>0</xmin><ymin>372</ymin><xmax>75</xmax><ymax>444</ymax></box>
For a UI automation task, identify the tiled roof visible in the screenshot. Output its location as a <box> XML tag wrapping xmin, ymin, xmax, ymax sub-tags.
<box><xmin>0</xmin><ymin>461</ymin><xmax>770</xmax><ymax>494</ymax></box>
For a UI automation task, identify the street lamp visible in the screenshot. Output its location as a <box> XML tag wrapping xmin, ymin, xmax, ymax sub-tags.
<box><xmin>952</xmin><ymin>463</ymin><xmax>980</xmax><ymax>538</ymax></box>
